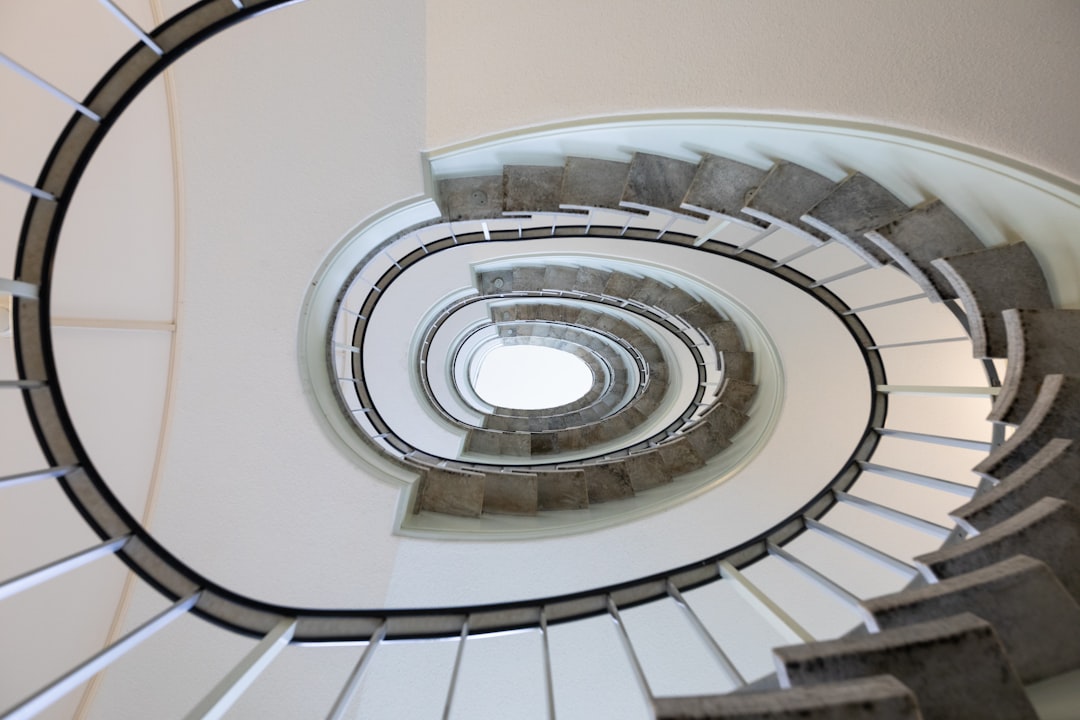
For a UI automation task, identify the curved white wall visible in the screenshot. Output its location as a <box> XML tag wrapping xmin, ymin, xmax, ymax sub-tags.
<box><xmin>426</xmin><ymin>0</ymin><xmax>1080</xmax><ymax>186</ymax></box>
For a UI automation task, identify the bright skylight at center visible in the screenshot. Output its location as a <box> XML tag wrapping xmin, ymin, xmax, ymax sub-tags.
<box><xmin>474</xmin><ymin>345</ymin><xmax>594</xmax><ymax>410</ymax></box>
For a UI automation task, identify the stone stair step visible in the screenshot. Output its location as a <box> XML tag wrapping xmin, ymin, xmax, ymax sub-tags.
<box><xmin>511</xmin><ymin>264</ymin><xmax>547</xmax><ymax>293</ymax></box>
<box><xmin>543</xmin><ymin>264</ymin><xmax>580</xmax><ymax>292</ymax></box>
<box><xmin>802</xmin><ymin>173</ymin><xmax>909</xmax><ymax>266</ymax></box>
<box><xmin>603</xmin><ymin>270</ymin><xmax>645</xmax><ymax>299</ymax></box>
<box><xmin>718</xmin><ymin>378</ymin><xmax>758</xmax><ymax>412</ymax></box>
<box><xmin>679</xmin><ymin>301</ymin><xmax>726</xmax><ymax>329</ymax></box>
<box><xmin>655</xmin><ymin>675</ymin><xmax>921</xmax><ymax>720</ymax></box>
<box><xmin>930</xmin><ymin>242</ymin><xmax>1053</xmax><ymax>358</ymax></box>
<box><xmin>722</xmin><ymin>351</ymin><xmax>755</xmax><ymax>382</ymax></box>
<box><xmin>481</xmin><ymin>473</ymin><xmax>539</xmax><ymax>516</ymax></box>
<box><xmin>437</xmin><ymin>175</ymin><xmax>504</xmax><ymax>220</ymax></box>
<box><xmin>573</xmin><ymin>266</ymin><xmax>610</xmax><ymax>296</ymax></box>
<box><xmin>989</xmin><ymin>309</ymin><xmax>1080</xmax><ymax>425</ymax></box>
<box><xmin>919</xmin><ymin>497</ymin><xmax>1080</xmax><ymax>603</ymax></box>
<box><xmin>862</xmin><ymin>200</ymin><xmax>983</xmax><ymax>302</ymax></box>
<box><xmin>742</xmin><ymin>161</ymin><xmax>837</xmax><ymax>244</ymax></box>
<box><xmin>701</xmin><ymin>320</ymin><xmax>745</xmax><ymax>352</ymax></box>
<box><xmin>958</xmin><ymin>438</ymin><xmax>1078</xmax><ymax>532</ymax></box>
<box><xmin>680</xmin><ymin>153</ymin><xmax>771</xmax><ymax>229</ymax></box>
<box><xmin>775</xmin><ymin>613</ymin><xmax>1037</xmax><ymax>720</ymax></box>
<box><xmin>628</xmin><ymin>275</ymin><xmax>676</xmax><ymax>307</ymax></box>
<box><xmin>621</xmin><ymin>152</ymin><xmax>707</xmax><ymax>219</ymax></box>
<box><xmin>622</xmin><ymin>449</ymin><xmax>673</xmax><ymax>493</ymax></box>
<box><xmin>502</xmin><ymin>165</ymin><xmax>567</xmax><ymax>214</ymax></box>
<box><xmin>974</xmin><ymin>373</ymin><xmax>1079</xmax><ymax>479</ymax></box>
<box><xmin>416</xmin><ymin>468</ymin><xmax>486</xmax><ymax>517</ymax></box>
<box><xmin>865</xmin><ymin>554</ymin><xmax>1080</xmax><ymax>683</ymax></box>
<box><xmin>560</xmin><ymin>157</ymin><xmax>638</xmax><ymax>212</ymax></box>
<box><xmin>584</xmin><ymin>462</ymin><xmax>635</xmax><ymax>503</ymax></box>
<box><xmin>536</xmin><ymin>471</ymin><xmax>589</xmax><ymax>511</ymax></box>
<box><xmin>658</xmin><ymin>437</ymin><xmax>707</xmax><ymax>475</ymax></box>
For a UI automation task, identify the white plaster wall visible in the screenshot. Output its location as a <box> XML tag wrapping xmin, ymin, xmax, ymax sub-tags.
<box><xmin>426</xmin><ymin>0</ymin><xmax>1080</xmax><ymax>185</ymax></box>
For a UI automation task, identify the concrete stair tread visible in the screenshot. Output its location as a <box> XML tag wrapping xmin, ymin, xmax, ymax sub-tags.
<box><xmin>742</xmin><ymin>161</ymin><xmax>837</xmax><ymax>244</ymax></box>
<box><xmin>989</xmin><ymin>309</ymin><xmax>1080</xmax><ymax>425</ymax></box>
<box><xmin>862</xmin><ymin>199</ymin><xmax>983</xmax><ymax>302</ymax></box>
<box><xmin>621</xmin><ymin>152</ymin><xmax>707</xmax><ymax>219</ymax></box>
<box><xmin>930</xmin><ymin>242</ymin><xmax>1053</xmax><ymax>358</ymax></box>
<box><xmin>560</xmin><ymin>156</ymin><xmax>641</xmax><ymax>212</ymax></box>
<box><xmin>680</xmin><ymin>153</ymin><xmax>771</xmax><ymax>229</ymax></box>
<box><xmin>866</xmin><ymin>554</ymin><xmax>1080</xmax><ymax>683</ymax></box>
<box><xmin>502</xmin><ymin>165</ymin><xmax>568</xmax><ymax>214</ymax></box>
<box><xmin>776</xmin><ymin>612</ymin><xmax>1038</xmax><ymax>720</ymax></box>
<box><xmin>802</xmin><ymin>172</ymin><xmax>910</xmax><ymax>266</ymax></box>
<box><xmin>438</xmin><ymin>175</ymin><xmax>504</xmax><ymax>220</ymax></box>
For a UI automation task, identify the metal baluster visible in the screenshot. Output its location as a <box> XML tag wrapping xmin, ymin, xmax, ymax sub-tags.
<box><xmin>325</xmin><ymin>621</ymin><xmax>387</xmax><ymax>720</ymax></box>
<box><xmin>842</xmin><ymin>293</ymin><xmax>927</xmax><ymax>315</ymax></box>
<box><xmin>835</xmin><ymin>490</ymin><xmax>952</xmax><ymax>539</ymax></box>
<box><xmin>876</xmin><ymin>384</ymin><xmax>999</xmax><ymax>397</ymax></box>
<box><xmin>733</xmin><ymin>224</ymin><xmax>778</xmax><ymax>253</ymax></box>
<box><xmin>809</xmin><ymin>263</ymin><xmax>872</xmax><ymax>287</ymax></box>
<box><xmin>858</xmin><ymin>461</ymin><xmax>977</xmax><ymax>498</ymax></box>
<box><xmin>0</xmin><ymin>536</ymin><xmax>128</xmax><ymax>603</ymax></box>
<box><xmin>803</xmin><ymin>518</ymin><xmax>917</xmax><ymax>576</ymax></box>
<box><xmin>0</xmin><ymin>173</ymin><xmax>55</xmax><ymax>201</ymax></box>
<box><xmin>874</xmin><ymin>428</ymin><xmax>992</xmax><ymax>452</ymax></box>
<box><xmin>0</xmin><ymin>53</ymin><xmax>101</xmax><ymax>121</ymax></box>
<box><xmin>2</xmin><ymin>592</ymin><xmax>198</xmax><ymax>720</ymax></box>
<box><xmin>665</xmin><ymin>580</ymin><xmax>746</xmax><ymax>688</ymax></box>
<box><xmin>718</xmin><ymin>561</ymin><xmax>814</xmax><ymax>644</ymax></box>
<box><xmin>95</xmin><ymin>0</ymin><xmax>164</xmax><ymax>55</ymax></box>
<box><xmin>606</xmin><ymin>596</ymin><xmax>654</xmax><ymax>716</ymax></box>
<box><xmin>0</xmin><ymin>465</ymin><xmax>78</xmax><ymax>490</ymax></box>
<box><xmin>868</xmin><ymin>336</ymin><xmax>969</xmax><ymax>350</ymax></box>
<box><xmin>442</xmin><ymin>617</ymin><xmax>470</xmax><ymax>720</ymax></box>
<box><xmin>540</xmin><ymin>609</ymin><xmax>556</xmax><ymax>720</ymax></box>
<box><xmin>0</xmin><ymin>279</ymin><xmax>38</xmax><ymax>299</ymax></box>
<box><xmin>766</xmin><ymin>542</ymin><xmax>874</xmax><ymax>628</ymax></box>
<box><xmin>182</xmin><ymin>617</ymin><xmax>296</xmax><ymax>720</ymax></box>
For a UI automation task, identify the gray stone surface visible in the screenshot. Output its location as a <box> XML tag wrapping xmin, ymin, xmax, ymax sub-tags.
<box><xmin>477</xmin><ymin>268</ymin><xmax>513</xmax><ymax>295</ymax></box>
<box><xmin>574</xmin><ymin>266</ymin><xmax>610</xmax><ymax>296</ymax></box>
<box><xmin>958</xmin><ymin>438</ymin><xmax>1079</xmax><ymax>531</ymax></box>
<box><xmin>802</xmin><ymin>173</ymin><xmax>909</xmax><ymax>266</ymax></box>
<box><xmin>623</xmin><ymin>450</ymin><xmax>672</xmax><ymax>492</ymax></box>
<box><xmin>463</xmin><ymin>430</ymin><xmax>500</xmax><ymax>455</ymax></box>
<box><xmin>536</xmin><ymin>471</ymin><xmax>588</xmax><ymax>510</ymax></box>
<box><xmin>603</xmin><ymin>271</ymin><xmax>644</xmax><ymax>299</ymax></box>
<box><xmin>542</xmin><ymin>264</ymin><xmax>578</xmax><ymax>292</ymax></box>
<box><xmin>438</xmin><ymin>175</ymin><xmax>503</xmax><ymax>220</ymax></box>
<box><xmin>990</xmin><ymin>309</ymin><xmax>1080</xmax><ymax>425</ymax></box>
<box><xmin>702</xmin><ymin>320</ymin><xmax>745</xmax><ymax>352</ymax></box>
<box><xmin>417</xmin><ymin>469</ymin><xmax>485</xmax><ymax>517</ymax></box>
<box><xmin>659</xmin><ymin>438</ymin><xmax>706</xmax><ymax>474</ymax></box>
<box><xmin>655</xmin><ymin>675</ymin><xmax>921</xmax><ymax>720</ymax></box>
<box><xmin>930</xmin><ymin>242</ymin><xmax>1053</xmax><ymax>358</ymax></box>
<box><xmin>722</xmin><ymin>351</ymin><xmax>755</xmax><ymax>382</ymax></box>
<box><xmin>502</xmin><ymin>165</ymin><xmax>565</xmax><ymax>214</ymax></box>
<box><xmin>630</xmin><ymin>276</ymin><xmax>675</xmax><ymax>306</ymax></box>
<box><xmin>919</xmin><ymin>497</ymin><xmax>1080</xmax><ymax>602</ymax></box>
<box><xmin>866</xmin><ymin>554</ymin><xmax>1080</xmax><ymax>682</ymax></box>
<box><xmin>680</xmin><ymin>301</ymin><xmax>725</xmax><ymax>329</ymax></box>
<box><xmin>974</xmin><ymin>374</ymin><xmax>1080</xmax><ymax>479</ymax></box>
<box><xmin>776</xmin><ymin>613</ymin><xmax>1037</xmax><ymax>720</ymax></box>
<box><xmin>680</xmin><ymin>153</ymin><xmax>771</xmax><ymax>229</ymax></box>
<box><xmin>863</xmin><ymin>200</ymin><xmax>983</xmax><ymax>302</ymax></box>
<box><xmin>719</xmin><ymin>378</ymin><xmax>758</xmax><ymax>412</ymax></box>
<box><xmin>499</xmin><ymin>431</ymin><xmax>531</xmax><ymax>456</ymax></box>
<box><xmin>743</xmin><ymin>161</ymin><xmax>837</xmax><ymax>244</ymax></box>
<box><xmin>511</xmin><ymin>265</ymin><xmax>547</xmax><ymax>293</ymax></box>
<box><xmin>585</xmin><ymin>463</ymin><xmax>635</xmax><ymax>503</ymax></box>
<box><xmin>560</xmin><ymin>157</ymin><xmax>634</xmax><ymax>211</ymax></box>
<box><xmin>621</xmin><ymin>152</ymin><xmax>706</xmax><ymax>218</ymax></box>
<box><xmin>482</xmin><ymin>474</ymin><xmax>538</xmax><ymax>516</ymax></box>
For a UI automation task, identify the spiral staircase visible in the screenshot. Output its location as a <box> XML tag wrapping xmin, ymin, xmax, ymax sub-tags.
<box><xmin>2</xmin><ymin>1</ymin><xmax>1080</xmax><ymax>718</ymax></box>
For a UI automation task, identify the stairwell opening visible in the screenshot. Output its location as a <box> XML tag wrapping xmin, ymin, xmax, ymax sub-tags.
<box><xmin>471</xmin><ymin>343</ymin><xmax>594</xmax><ymax>410</ymax></box>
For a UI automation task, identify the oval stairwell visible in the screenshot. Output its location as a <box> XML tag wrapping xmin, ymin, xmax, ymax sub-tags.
<box><xmin>1</xmin><ymin>1</ymin><xmax>1079</xmax><ymax>718</ymax></box>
